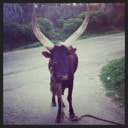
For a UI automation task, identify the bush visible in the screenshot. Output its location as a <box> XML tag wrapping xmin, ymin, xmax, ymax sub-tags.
<box><xmin>62</xmin><ymin>10</ymin><xmax>111</xmax><ymax>36</ymax></box>
<box><xmin>114</xmin><ymin>14</ymin><xmax>124</xmax><ymax>29</ymax></box>
<box><xmin>37</xmin><ymin>18</ymin><xmax>54</xmax><ymax>39</ymax></box>
<box><xmin>62</xmin><ymin>18</ymin><xmax>83</xmax><ymax>35</ymax></box>
<box><xmin>4</xmin><ymin>22</ymin><xmax>36</xmax><ymax>51</ymax></box>
<box><xmin>57</xmin><ymin>18</ymin><xmax>65</xmax><ymax>28</ymax></box>
<box><xmin>87</xmin><ymin>11</ymin><xmax>110</xmax><ymax>33</ymax></box>
<box><xmin>3</xmin><ymin>18</ymin><xmax>55</xmax><ymax>51</ymax></box>
<box><xmin>100</xmin><ymin>57</ymin><xmax>125</xmax><ymax>106</ymax></box>
<box><xmin>77</xmin><ymin>11</ymin><xmax>86</xmax><ymax>19</ymax></box>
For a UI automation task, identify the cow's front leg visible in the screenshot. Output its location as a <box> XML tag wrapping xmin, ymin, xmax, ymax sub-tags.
<box><xmin>67</xmin><ymin>84</ymin><xmax>78</xmax><ymax>121</ymax></box>
<box><xmin>67</xmin><ymin>87</ymin><xmax>75</xmax><ymax>119</ymax></box>
<box><xmin>52</xmin><ymin>94</ymin><xmax>56</xmax><ymax>107</ymax></box>
<box><xmin>56</xmin><ymin>96</ymin><xmax>64</xmax><ymax>123</ymax></box>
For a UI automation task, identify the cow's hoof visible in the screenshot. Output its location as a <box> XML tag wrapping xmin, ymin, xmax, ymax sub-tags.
<box><xmin>52</xmin><ymin>102</ymin><xmax>56</xmax><ymax>107</ymax></box>
<box><xmin>70</xmin><ymin>114</ymin><xmax>79</xmax><ymax>121</ymax></box>
<box><xmin>56</xmin><ymin>118</ymin><xmax>62</xmax><ymax>123</ymax></box>
<box><xmin>56</xmin><ymin>112</ymin><xmax>64</xmax><ymax>123</ymax></box>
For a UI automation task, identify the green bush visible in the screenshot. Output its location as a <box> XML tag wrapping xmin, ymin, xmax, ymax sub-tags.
<box><xmin>4</xmin><ymin>10</ymin><xmax>124</xmax><ymax>51</ymax></box>
<box><xmin>62</xmin><ymin>18</ymin><xmax>83</xmax><ymax>34</ymax></box>
<box><xmin>100</xmin><ymin>57</ymin><xmax>125</xmax><ymax>106</ymax></box>
<box><xmin>4</xmin><ymin>22</ymin><xmax>36</xmax><ymax>51</ymax></box>
<box><xmin>62</xmin><ymin>10</ymin><xmax>111</xmax><ymax>36</ymax></box>
<box><xmin>3</xmin><ymin>18</ymin><xmax>54</xmax><ymax>51</ymax></box>
<box><xmin>57</xmin><ymin>18</ymin><xmax>65</xmax><ymax>28</ymax></box>
<box><xmin>77</xmin><ymin>11</ymin><xmax>86</xmax><ymax>19</ymax></box>
<box><xmin>37</xmin><ymin>18</ymin><xmax>54</xmax><ymax>39</ymax></box>
<box><xmin>87</xmin><ymin>11</ymin><xmax>110</xmax><ymax>33</ymax></box>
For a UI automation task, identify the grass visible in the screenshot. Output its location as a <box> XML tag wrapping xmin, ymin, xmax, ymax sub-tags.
<box><xmin>99</xmin><ymin>57</ymin><xmax>125</xmax><ymax>107</ymax></box>
<box><xmin>79</xmin><ymin>28</ymin><xmax>123</xmax><ymax>40</ymax></box>
<box><xmin>14</xmin><ymin>42</ymin><xmax>42</xmax><ymax>50</ymax></box>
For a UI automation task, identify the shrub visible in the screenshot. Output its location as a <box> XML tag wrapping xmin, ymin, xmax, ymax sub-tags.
<box><xmin>114</xmin><ymin>14</ymin><xmax>124</xmax><ymax>29</ymax></box>
<box><xmin>57</xmin><ymin>18</ymin><xmax>65</xmax><ymax>28</ymax></box>
<box><xmin>4</xmin><ymin>22</ymin><xmax>36</xmax><ymax>51</ymax></box>
<box><xmin>3</xmin><ymin>18</ymin><xmax>54</xmax><ymax>51</ymax></box>
<box><xmin>62</xmin><ymin>18</ymin><xmax>83</xmax><ymax>35</ymax></box>
<box><xmin>37</xmin><ymin>18</ymin><xmax>54</xmax><ymax>38</ymax></box>
<box><xmin>100</xmin><ymin>57</ymin><xmax>125</xmax><ymax>106</ymax></box>
<box><xmin>62</xmin><ymin>11</ymin><xmax>111</xmax><ymax>36</ymax></box>
<box><xmin>77</xmin><ymin>11</ymin><xmax>86</xmax><ymax>19</ymax></box>
<box><xmin>87</xmin><ymin>11</ymin><xmax>110</xmax><ymax>33</ymax></box>
<box><xmin>50</xmin><ymin>28</ymin><xmax>65</xmax><ymax>42</ymax></box>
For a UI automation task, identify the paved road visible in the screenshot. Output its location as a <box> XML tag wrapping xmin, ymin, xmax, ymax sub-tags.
<box><xmin>3</xmin><ymin>33</ymin><xmax>125</xmax><ymax>125</ymax></box>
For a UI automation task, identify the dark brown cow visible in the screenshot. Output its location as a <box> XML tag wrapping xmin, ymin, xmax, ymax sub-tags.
<box><xmin>32</xmin><ymin>3</ymin><xmax>90</xmax><ymax>123</ymax></box>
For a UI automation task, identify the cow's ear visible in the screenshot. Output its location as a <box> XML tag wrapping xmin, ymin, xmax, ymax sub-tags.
<box><xmin>67</xmin><ymin>48</ymin><xmax>77</xmax><ymax>55</ymax></box>
<box><xmin>42</xmin><ymin>51</ymin><xmax>51</xmax><ymax>58</ymax></box>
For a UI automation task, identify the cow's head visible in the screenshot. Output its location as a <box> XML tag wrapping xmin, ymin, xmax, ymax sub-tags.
<box><xmin>32</xmin><ymin>3</ymin><xmax>90</xmax><ymax>82</ymax></box>
<box><xmin>42</xmin><ymin>45</ymin><xmax>76</xmax><ymax>82</ymax></box>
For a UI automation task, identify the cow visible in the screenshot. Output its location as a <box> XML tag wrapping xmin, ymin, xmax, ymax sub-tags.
<box><xmin>32</xmin><ymin>3</ymin><xmax>90</xmax><ymax>123</ymax></box>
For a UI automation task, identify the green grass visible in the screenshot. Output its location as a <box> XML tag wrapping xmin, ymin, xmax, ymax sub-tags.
<box><xmin>79</xmin><ymin>28</ymin><xmax>123</xmax><ymax>40</ymax></box>
<box><xmin>99</xmin><ymin>57</ymin><xmax>125</xmax><ymax>107</ymax></box>
<box><xmin>15</xmin><ymin>42</ymin><xmax>42</xmax><ymax>50</ymax></box>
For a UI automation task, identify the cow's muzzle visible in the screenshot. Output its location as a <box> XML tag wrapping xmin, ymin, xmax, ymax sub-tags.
<box><xmin>55</xmin><ymin>74</ymin><xmax>68</xmax><ymax>82</ymax></box>
<box><xmin>61</xmin><ymin>75</ymin><xmax>68</xmax><ymax>81</ymax></box>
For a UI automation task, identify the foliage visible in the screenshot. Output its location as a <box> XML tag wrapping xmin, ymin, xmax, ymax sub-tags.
<box><xmin>77</xmin><ymin>11</ymin><xmax>86</xmax><ymax>19</ymax></box>
<box><xmin>50</xmin><ymin>28</ymin><xmax>64</xmax><ymax>41</ymax></box>
<box><xmin>37</xmin><ymin>18</ymin><xmax>54</xmax><ymax>39</ymax></box>
<box><xmin>4</xmin><ymin>22</ymin><xmax>35</xmax><ymax>51</ymax></box>
<box><xmin>62</xmin><ymin>18</ymin><xmax>83</xmax><ymax>35</ymax></box>
<box><xmin>16</xmin><ymin>42</ymin><xmax>42</xmax><ymax>50</ymax></box>
<box><xmin>62</xmin><ymin>10</ymin><xmax>112</xmax><ymax>36</ymax></box>
<box><xmin>57</xmin><ymin>18</ymin><xmax>65</xmax><ymax>28</ymax></box>
<box><xmin>100</xmin><ymin>57</ymin><xmax>125</xmax><ymax>106</ymax></box>
<box><xmin>37</xmin><ymin>18</ymin><xmax>53</xmax><ymax>32</ymax></box>
<box><xmin>3</xmin><ymin>18</ymin><xmax>55</xmax><ymax>51</ymax></box>
<box><xmin>114</xmin><ymin>14</ymin><xmax>124</xmax><ymax>29</ymax></box>
<box><xmin>3</xmin><ymin>10</ymin><xmax>124</xmax><ymax>51</ymax></box>
<box><xmin>86</xmin><ymin>11</ymin><xmax>111</xmax><ymax>33</ymax></box>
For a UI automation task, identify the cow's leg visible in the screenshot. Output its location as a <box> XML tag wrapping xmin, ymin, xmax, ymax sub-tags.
<box><xmin>56</xmin><ymin>96</ymin><xmax>64</xmax><ymax>123</ymax></box>
<box><xmin>67</xmin><ymin>87</ymin><xmax>75</xmax><ymax>119</ymax></box>
<box><xmin>67</xmin><ymin>77</ymin><xmax>77</xmax><ymax>119</ymax></box>
<box><xmin>52</xmin><ymin>94</ymin><xmax>56</xmax><ymax>107</ymax></box>
<box><xmin>62</xmin><ymin>100</ymin><xmax>65</xmax><ymax>108</ymax></box>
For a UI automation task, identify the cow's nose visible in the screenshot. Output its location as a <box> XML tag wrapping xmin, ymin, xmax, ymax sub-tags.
<box><xmin>61</xmin><ymin>75</ymin><xmax>68</xmax><ymax>80</ymax></box>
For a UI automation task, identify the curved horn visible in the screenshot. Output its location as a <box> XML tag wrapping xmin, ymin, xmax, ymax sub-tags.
<box><xmin>63</xmin><ymin>4</ymin><xmax>90</xmax><ymax>47</ymax></box>
<box><xmin>32</xmin><ymin>4</ymin><xmax>54</xmax><ymax>50</ymax></box>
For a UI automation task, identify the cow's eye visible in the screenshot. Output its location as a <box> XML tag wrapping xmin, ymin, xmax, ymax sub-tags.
<box><xmin>52</xmin><ymin>59</ymin><xmax>57</xmax><ymax>64</ymax></box>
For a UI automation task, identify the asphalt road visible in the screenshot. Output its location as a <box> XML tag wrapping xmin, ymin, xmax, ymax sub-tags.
<box><xmin>3</xmin><ymin>32</ymin><xmax>125</xmax><ymax>125</ymax></box>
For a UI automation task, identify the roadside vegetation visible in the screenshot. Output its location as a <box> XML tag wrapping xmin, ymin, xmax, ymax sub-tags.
<box><xmin>4</xmin><ymin>10</ymin><xmax>124</xmax><ymax>51</ymax></box>
<box><xmin>100</xmin><ymin>57</ymin><xmax>125</xmax><ymax>107</ymax></box>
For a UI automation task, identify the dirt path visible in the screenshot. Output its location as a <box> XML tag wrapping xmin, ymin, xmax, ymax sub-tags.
<box><xmin>3</xmin><ymin>32</ymin><xmax>125</xmax><ymax>125</ymax></box>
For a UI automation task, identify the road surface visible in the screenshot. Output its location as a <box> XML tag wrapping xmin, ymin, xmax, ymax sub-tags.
<box><xmin>3</xmin><ymin>32</ymin><xmax>125</xmax><ymax>125</ymax></box>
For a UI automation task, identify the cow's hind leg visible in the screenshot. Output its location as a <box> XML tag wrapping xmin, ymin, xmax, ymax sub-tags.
<box><xmin>51</xmin><ymin>94</ymin><xmax>65</xmax><ymax>107</ymax></box>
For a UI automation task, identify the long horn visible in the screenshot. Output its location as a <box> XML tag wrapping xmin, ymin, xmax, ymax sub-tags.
<box><xmin>32</xmin><ymin>4</ymin><xmax>54</xmax><ymax>50</ymax></box>
<box><xmin>63</xmin><ymin>4</ymin><xmax>90</xmax><ymax>47</ymax></box>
